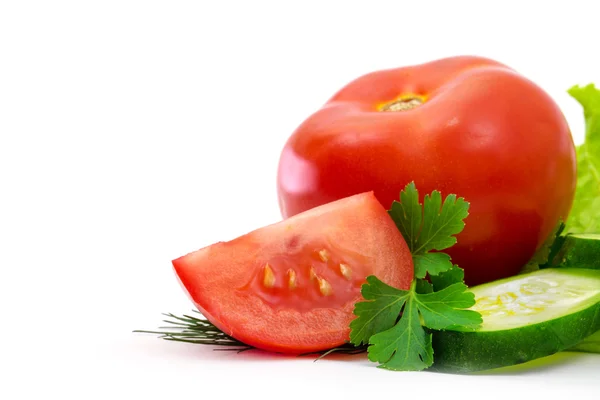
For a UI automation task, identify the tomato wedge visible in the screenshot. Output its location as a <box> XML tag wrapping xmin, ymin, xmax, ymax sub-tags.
<box><xmin>173</xmin><ymin>192</ymin><xmax>413</xmax><ymax>353</ymax></box>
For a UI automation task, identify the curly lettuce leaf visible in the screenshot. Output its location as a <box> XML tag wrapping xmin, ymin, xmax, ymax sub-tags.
<box><xmin>565</xmin><ymin>84</ymin><xmax>600</xmax><ymax>234</ymax></box>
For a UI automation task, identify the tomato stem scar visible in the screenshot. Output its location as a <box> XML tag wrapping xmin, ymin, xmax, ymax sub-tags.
<box><xmin>380</xmin><ymin>97</ymin><xmax>423</xmax><ymax>112</ymax></box>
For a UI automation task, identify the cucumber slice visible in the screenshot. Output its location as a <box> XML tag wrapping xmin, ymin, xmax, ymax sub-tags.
<box><xmin>570</xmin><ymin>329</ymin><xmax>600</xmax><ymax>353</ymax></box>
<box><xmin>432</xmin><ymin>268</ymin><xmax>600</xmax><ymax>372</ymax></box>
<box><xmin>547</xmin><ymin>233</ymin><xmax>600</xmax><ymax>270</ymax></box>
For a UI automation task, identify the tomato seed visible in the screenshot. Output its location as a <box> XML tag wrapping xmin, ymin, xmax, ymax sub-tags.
<box><xmin>318</xmin><ymin>277</ymin><xmax>333</xmax><ymax>296</ymax></box>
<box><xmin>287</xmin><ymin>269</ymin><xmax>297</xmax><ymax>290</ymax></box>
<box><xmin>318</xmin><ymin>249</ymin><xmax>330</xmax><ymax>262</ymax></box>
<box><xmin>339</xmin><ymin>263</ymin><xmax>352</xmax><ymax>280</ymax></box>
<box><xmin>263</xmin><ymin>264</ymin><xmax>276</xmax><ymax>288</ymax></box>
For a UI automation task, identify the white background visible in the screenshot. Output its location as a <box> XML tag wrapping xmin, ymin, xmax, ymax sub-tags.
<box><xmin>1</xmin><ymin>1</ymin><xmax>599</xmax><ymax>399</ymax></box>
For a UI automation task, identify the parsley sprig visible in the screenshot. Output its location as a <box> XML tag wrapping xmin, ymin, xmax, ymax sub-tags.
<box><xmin>349</xmin><ymin>182</ymin><xmax>482</xmax><ymax>371</ymax></box>
<box><xmin>388</xmin><ymin>183</ymin><xmax>469</xmax><ymax>278</ymax></box>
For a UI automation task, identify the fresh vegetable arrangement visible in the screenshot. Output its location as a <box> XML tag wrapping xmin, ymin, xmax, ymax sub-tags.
<box><xmin>138</xmin><ymin>56</ymin><xmax>600</xmax><ymax>373</ymax></box>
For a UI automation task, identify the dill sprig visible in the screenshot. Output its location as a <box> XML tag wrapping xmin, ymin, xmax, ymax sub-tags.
<box><xmin>134</xmin><ymin>310</ymin><xmax>252</xmax><ymax>352</ymax></box>
<box><xmin>134</xmin><ymin>310</ymin><xmax>367</xmax><ymax>358</ymax></box>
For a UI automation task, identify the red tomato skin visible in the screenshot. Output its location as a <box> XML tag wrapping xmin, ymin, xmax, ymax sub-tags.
<box><xmin>277</xmin><ymin>56</ymin><xmax>577</xmax><ymax>285</ymax></box>
<box><xmin>173</xmin><ymin>192</ymin><xmax>413</xmax><ymax>353</ymax></box>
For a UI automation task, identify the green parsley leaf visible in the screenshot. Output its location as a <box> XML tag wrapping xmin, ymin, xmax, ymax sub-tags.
<box><xmin>349</xmin><ymin>276</ymin><xmax>408</xmax><ymax>346</ymax></box>
<box><xmin>388</xmin><ymin>183</ymin><xmax>469</xmax><ymax>278</ymax></box>
<box><xmin>416</xmin><ymin>283</ymin><xmax>481</xmax><ymax>330</ymax></box>
<box><xmin>429</xmin><ymin>264</ymin><xmax>466</xmax><ymax>291</ymax></box>
<box><xmin>415</xmin><ymin>278</ymin><xmax>434</xmax><ymax>294</ymax></box>
<box><xmin>357</xmin><ymin>277</ymin><xmax>481</xmax><ymax>371</ymax></box>
<box><xmin>368</xmin><ymin>290</ymin><xmax>433</xmax><ymax>371</ymax></box>
<box><xmin>412</xmin><ymin>252</ymin><xmax>453</xmax><ymax>278</ymax></box>
<box><xmin>565</xmin><ymin>84</ymin><xmax>600</xmax><ymax>234</ymax></box>
<box><xmin>388</xmin><ymin>182</ymin><xmax>422</xmax><ymax>249</ymax></box>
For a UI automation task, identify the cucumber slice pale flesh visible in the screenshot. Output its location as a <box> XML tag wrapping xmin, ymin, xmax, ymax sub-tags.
<box><xmin>432</xmin><ymin>268</ymin><xmax>600</xmax><ymax>373</ymax></box>
<box><xmin>547</xmin><ymin>233</ymin><xmax>600</xmax><ymax>270</ymax></box>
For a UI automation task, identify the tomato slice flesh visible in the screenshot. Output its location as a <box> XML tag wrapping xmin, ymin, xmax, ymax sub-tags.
<box><xmin>238</xmin><ymin>243</ymin><xmax>372</xmax><ymax>312</ymax></box>
<box><xmin>173</xmin><ymin>192</ymin><xmax>413</xmax><ymax>353</ymax></box>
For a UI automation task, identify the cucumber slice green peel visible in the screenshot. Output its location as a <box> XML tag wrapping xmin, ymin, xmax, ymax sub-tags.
<box><xmin>571</xmin><ymin>329</ymin><xmax>600</xmax><ymax>353</ymax></box>
<box><xmin>545</xmin><ymin>233</ymin><xmax>600</xmax><ymax>270</ymax></box>
<box><xmin>432</xmin><ymin>268</ymin><xmax>600</xmax><ymax>373</ymax></box>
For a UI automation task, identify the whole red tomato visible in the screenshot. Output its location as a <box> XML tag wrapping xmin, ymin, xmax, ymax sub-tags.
<box><xmin>277</xmin><ymin>56</ymin><xmax>577</xmax><ymax>285</ymax></box>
